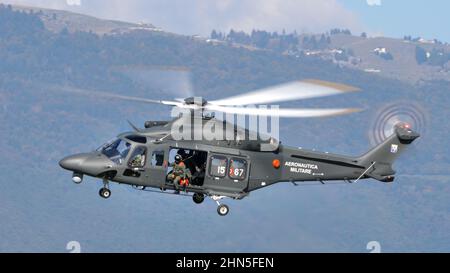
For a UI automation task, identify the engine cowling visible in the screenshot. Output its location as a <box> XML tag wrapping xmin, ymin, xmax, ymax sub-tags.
<box><xmin>144</xmin><ymin>121</ymin><xmax>169</xmax><ymax>128</ymax></box>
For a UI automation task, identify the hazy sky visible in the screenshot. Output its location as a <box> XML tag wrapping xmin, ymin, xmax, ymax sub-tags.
<box><xmin>1</xmin><ymin>0</ymin><xmax>449</xmax><ymax>41</ymax></box>
<box><xmin>341</xmin><ymin>0</ymin><xmax>450</xmax><ymax>42</ymax></box>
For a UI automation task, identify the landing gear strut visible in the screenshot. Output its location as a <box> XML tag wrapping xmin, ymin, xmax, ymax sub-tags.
<box><xmin>99</xmin><ymin>179</ymin><xmax>111</xmax><ymax>199</ymax></box>
<box><xmin>193</xmin><ymin>193</ymin><xmax>205</xmax><ymax>204</ymax></box>
<box><xmin>211</xmin><ymin>196</ymin><xmax>230</xmax><ymax>216</ymax></box>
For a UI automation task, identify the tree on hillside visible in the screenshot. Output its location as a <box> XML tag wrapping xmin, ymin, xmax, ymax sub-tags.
<box><xmin>211</xmin><ymin>30</ymin><xmax>219</xmax><ymax>39</ymax></box>
<box><xmin>415</xmin><ymin>46</ymin><xmax>428</xmax><ymax>65</ymax></box>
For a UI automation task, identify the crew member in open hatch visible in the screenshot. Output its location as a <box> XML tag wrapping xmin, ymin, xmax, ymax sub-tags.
<box><xmin>168</xmin><ymin>154</ymin><xmax>192</xmax><ymax>192</ymax></box>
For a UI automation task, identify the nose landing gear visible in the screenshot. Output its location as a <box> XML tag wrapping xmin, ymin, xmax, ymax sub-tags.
<box><xmin>99</xmin><ymin>188</ymin><xmax>111</xmax><ymax>199</ymax></box>
<box><xmin>99</xmin><ymin>178</ymin><xmax>111</xmax><ymax>199</ymax></box>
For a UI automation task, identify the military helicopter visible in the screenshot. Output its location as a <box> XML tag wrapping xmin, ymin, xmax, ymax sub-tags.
<box><xmin>59</xmin><ymin>80</ymin><xmax>420</xmax><ymax>216</ymax></box>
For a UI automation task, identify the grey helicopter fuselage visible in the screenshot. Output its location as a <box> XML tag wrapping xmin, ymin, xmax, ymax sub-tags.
<box><xmin>60</xmin><ymin>115</ymin><xmax>420</xmax><ymax>204</ymax></box>
<box><xmin>58</xmin><ymin>80</ymin><xmax>420</xmax><ymax>216</ymax></box>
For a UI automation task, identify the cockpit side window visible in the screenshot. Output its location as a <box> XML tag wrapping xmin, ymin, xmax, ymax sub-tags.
<box><xmin>128</xmin><ymin>146</ymin><xmax>147</xmax><ymax>168</ymax></box>
<box><xmin>100</xmin><ymin>139</ymin><xmax>131</xmax><ymax>164</ymax></box>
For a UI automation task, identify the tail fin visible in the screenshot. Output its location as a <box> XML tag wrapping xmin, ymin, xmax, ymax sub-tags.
<box><xmin>357</xmin><ymin>124</ymin><xmax>420</xmax><ymax>182</ymax></box>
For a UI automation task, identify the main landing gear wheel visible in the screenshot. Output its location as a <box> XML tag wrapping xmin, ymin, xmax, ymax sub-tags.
<box><xmin>193</xmin><ymin>193</ymin><xmax>205</xmax><ymax>204</ymax></box>
<box><xmin>99</xmin><ymin>188</ymin><xmax>111</xmax><ymax>199</ymax></box>
<box><xmin>217</xmin><ymin>204</ymin><xmax>229</xmax><ymax>216</ymax></box>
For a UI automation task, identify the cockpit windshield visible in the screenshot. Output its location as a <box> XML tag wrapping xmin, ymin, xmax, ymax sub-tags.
<box><xmin>98</xmin><ymin>138</ymin><xmax>131</xmax><ymax>164</ymax></box>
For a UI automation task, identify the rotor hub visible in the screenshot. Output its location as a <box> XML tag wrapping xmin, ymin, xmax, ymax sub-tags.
<box><xmin>184</xmin><ymin>97</ymin><xmax>208</xmax><ymax>107</ymax></box>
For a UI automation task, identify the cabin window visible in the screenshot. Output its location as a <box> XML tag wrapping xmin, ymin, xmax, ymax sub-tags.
<box><xmin>209</xmin><ymin>155</ymin><xmax>228</xmax><ymax>178</ymax></box>
<box><xmin>151</xmin><ymin>150</ymin><xmax>165</xmax><ymax>167</ymax></box>
<box><xmin>128</xmin><ymin>146</ymin><xmax>147</xmax><ymax>168</ymax></box>
<box><xmin>229</xmin><ymin>158</ymin><xmax>247</xmax><ymax>180</ymax></box>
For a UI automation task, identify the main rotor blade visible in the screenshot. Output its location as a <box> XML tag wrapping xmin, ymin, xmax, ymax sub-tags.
<box><xmin>118</xmin><ymin>65</ymin><xmax>195</xmax><ymax>98</ymax></box>
<box><xmin>205</xmin><ymin>105</ymin><xmax>362</xmax><ymax>118</ymax></box>
<box><xmin>52</xmin><ymin>85</ymin><xmax>182</xmax><ymax>107</ymax></box>
<box><xmin>209</xmin><ymin>79</ymin><xmax>359</xmax><ymax>106</ymax></box>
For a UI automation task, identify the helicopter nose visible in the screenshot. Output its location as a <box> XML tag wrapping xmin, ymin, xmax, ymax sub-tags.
<box><xmin>59</xmin><ymin>154</ymin><xmax>90</xmax><ymax>171</ymax></box>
